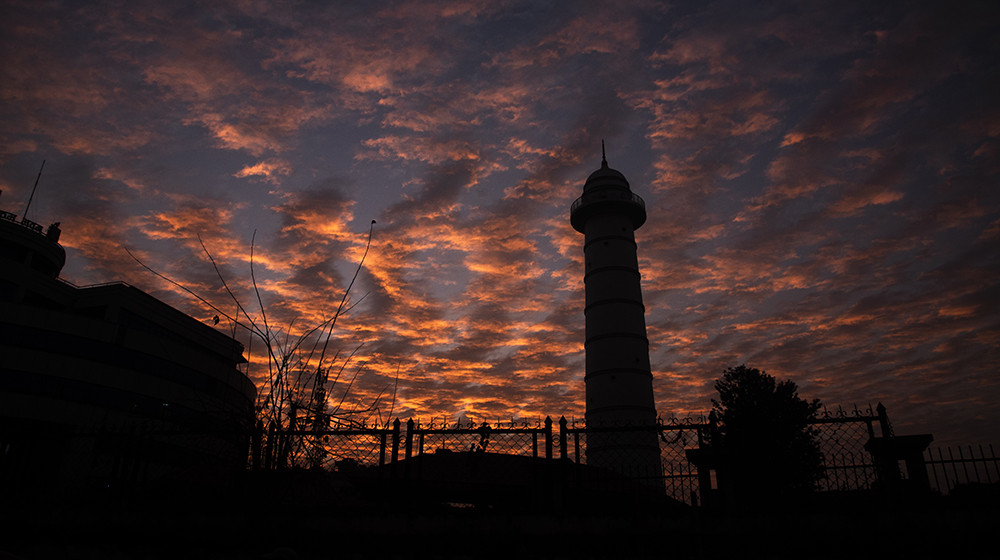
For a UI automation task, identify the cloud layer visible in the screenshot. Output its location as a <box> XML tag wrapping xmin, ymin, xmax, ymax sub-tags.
<box><xmin>1</xmin><ymin>0</ymin><xmax>997</xmax><ymax>446</ymax></box>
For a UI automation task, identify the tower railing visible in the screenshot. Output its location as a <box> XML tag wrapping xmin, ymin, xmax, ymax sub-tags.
<box><xmin>570</xmin><ymin>190</ymin><xmax>645</xmax><ymax>215</ymax></box>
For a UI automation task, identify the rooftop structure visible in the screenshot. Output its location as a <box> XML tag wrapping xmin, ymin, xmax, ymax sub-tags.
<box><xmin>0</xmin><ymin>207</ymin><xmax>255</xmax><ymax>504</ymax></box>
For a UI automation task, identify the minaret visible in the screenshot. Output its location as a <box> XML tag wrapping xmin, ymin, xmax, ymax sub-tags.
<box><xmin>570</xmin><ymin>145</ymin><xmax>661</xmax><ymax>481</ymax></box>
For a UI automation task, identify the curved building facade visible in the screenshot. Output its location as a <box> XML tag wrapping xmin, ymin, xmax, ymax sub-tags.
<box><xmin>0</xmin><ymin>209</ymin><xmax>255</xmax><ymax>503</ymax></box>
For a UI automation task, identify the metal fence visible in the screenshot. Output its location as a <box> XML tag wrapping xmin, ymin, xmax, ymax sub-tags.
<box><xmin>7</xmin><ymin>405</ymin><xmax>993</xmax><ymax>510</ymax></box>
<box><xmin>811</xmin><ymin>407</ymin><xmax>885</xmax><ymax>492</ymax></box>
<box><xmin>271</xmin><ymin>417</ymin><xmax>558</xmax><ymax>472</ymax></box>
<box><xmin>266</xmin><ymin>406</ymin><xmax>994</xmax><ymax>507</ymax></box>
<box><xmin>925</xmin><ymin>444</ymin><xmax>999</xmax><ymax>494</ymax></box>
<box><xmin>559</xmin><ymin>417</ymin><xmax>708</xmax><ymax>504</ymax></box>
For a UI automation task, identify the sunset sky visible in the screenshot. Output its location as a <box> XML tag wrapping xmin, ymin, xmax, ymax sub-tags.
<box><xmin>1</xmin><ymin>0</ymin><xmax>997</xmax><ymax>446</ymax></box>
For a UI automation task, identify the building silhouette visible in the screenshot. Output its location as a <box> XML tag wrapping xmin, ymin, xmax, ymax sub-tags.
<box><xmin>570</xmin><ymin>148</ymin><xmax>661</xmax><ymax>481</ymax></box>
<box><xmin>0</xmin><ymin>207</ymin><xmax>255</xmax><ymax>504</ymax></box>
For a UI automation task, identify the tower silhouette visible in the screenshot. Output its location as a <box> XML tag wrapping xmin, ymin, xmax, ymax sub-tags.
<box><xmin>570</xmin><ymin>146</ymin><xmax>661</xmax><ymax>481</ymax></box>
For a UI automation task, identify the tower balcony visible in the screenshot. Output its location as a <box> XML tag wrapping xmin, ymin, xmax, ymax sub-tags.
<box><xmin>570</xmin><ymin>189</ymin><xmax>646</xmax><ymax>233</ymax></box>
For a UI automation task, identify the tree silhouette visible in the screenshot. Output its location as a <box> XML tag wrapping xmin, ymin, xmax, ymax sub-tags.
<box><xmin>125</xmin><ymin>221</ymin><xmax>390</xmax><ymax>471</ymax></box>
<box><xmin>710</xmin><ymin>364</ymin><xmax>824</xmax><ymax>507</ymax></box>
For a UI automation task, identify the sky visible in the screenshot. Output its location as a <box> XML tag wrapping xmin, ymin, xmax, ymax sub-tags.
<box><xmin>1</xmin><ymin>0</ymin><xmax>997</xmax><ymax>447</ymax></box>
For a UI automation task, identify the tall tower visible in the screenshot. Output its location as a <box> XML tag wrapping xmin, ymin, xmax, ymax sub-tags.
<box><xmin>570</xmin><ymin>147</ymin><xmax>661</xmax><ymax>481</ymax></box>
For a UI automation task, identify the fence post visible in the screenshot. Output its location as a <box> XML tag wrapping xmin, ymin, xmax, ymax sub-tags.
<box><xmin>865</xmin><ymin>404</ymin><xmax>934</xmax><ymax>495</ymax></box>
<box><xmin>378</xmin><ymin>429</ymin><xmax>387</xmax><ymax>468</ymax></box>
<box><xmin>264</xmin><ymin>422</ymin><xmax>276</xmax><ymax>470</ymax></box>
<box><xmin>405</xmin><ymin>419</ymin><xmax>415</xmax><ymax>460</ymax></box>
<box><xmin>876</xmin><ymin>402</ymin><xmax>893</xmax><ymax>437</ymax></box>
<box><xmin>544</xmin><ymin>417</ymin><xmax>553</xmax><ymax>460</ymax></box>
<box><xmin>559</xmin><ymin>416</ymin><xmax>568</xmax><ymax>460</ymax></box>
<box><xmin>250</xmin><ymin>419</ymin><xmax>263</xmax><ymax>471</ymax></box>
<box><xmin>391</xmin><ymin>418</ymin><xmax>401</xmax><ymax>465</ymax></box>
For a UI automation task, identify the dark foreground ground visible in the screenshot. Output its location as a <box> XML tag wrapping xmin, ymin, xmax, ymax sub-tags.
<box><xmin>2</xmin><ymin>472</ymin><xmax>996</xmax><ymax>559</ymax></box>
<box><xmin>3</xmin><ymin>503</ymin><xmax>996</xmax><ymax>560</ymax></box>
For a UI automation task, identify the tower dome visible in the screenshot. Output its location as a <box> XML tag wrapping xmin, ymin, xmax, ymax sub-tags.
<box><xmin>583</xmin><ymin>159</ymin><xmax>631</xmax><ymax>192</ymax></box>
<box><xmin>570</xmin><ymin>154</ymin><xmax>646</xmax><ymax>233</ymax></box>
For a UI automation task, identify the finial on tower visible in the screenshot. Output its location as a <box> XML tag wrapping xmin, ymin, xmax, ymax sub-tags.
<box><xmin>601</xmin><ymin>140</ymin><xmax>608</xmax><ymax>168</ymax></box>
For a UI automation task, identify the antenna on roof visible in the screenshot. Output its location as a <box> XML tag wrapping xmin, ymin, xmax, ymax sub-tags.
<box><xmin>23</xmin><ymin>160</ymin><xmax>45</xmax><ymax>219</ymax></box>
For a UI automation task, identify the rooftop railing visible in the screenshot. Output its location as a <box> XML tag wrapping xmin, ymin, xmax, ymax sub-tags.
<box><xmin>0</xmin><ymin>210</ymin><xmax>45</xmax><ymax>234</ymax></box>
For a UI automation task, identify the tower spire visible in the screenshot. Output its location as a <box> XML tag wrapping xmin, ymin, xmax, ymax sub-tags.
<box><xmin>601</xmin><ymin>140</ymin><xmax>608</xmax><ymax>168</ymax></box>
